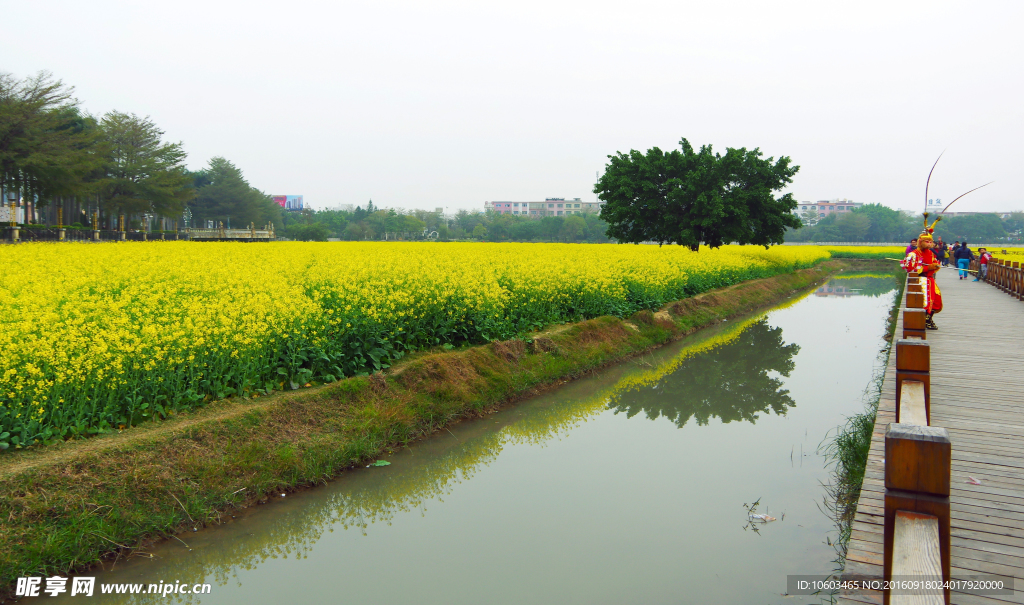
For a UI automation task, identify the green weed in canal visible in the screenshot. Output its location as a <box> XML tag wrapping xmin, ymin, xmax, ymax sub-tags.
<box><xmin>821</xmin><ymin>396</ymin><xmax>877</xmax><ymax>552</ymax></box>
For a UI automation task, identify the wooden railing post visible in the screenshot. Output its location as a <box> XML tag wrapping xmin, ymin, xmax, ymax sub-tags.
<box><xmin>883</xmin><ymin>424</ymin><xmax>952</xmax><ymax>605</ymax></box>
<box><xmin>1018</xmin><ymin>261</ymin><xmax>1023</xmax><ymax>300</ymax></box>
<box><xmin>903</xmin><ymin>309</ymin><xmax>927</xmax><ymax>340</ymax></box>
<box><xmin>1013</xmin><ymin>261</ymin><xmax>1022</xmax><ymax>300</ymax></box>
<box><xmin>895</xmin><ymin>340</ymin><xmax>930</xmax><ymax>425</ymax></box>
<box><xmin>906</xmin><ymin>286</ymin><xmax>925</xmax><ymax>310</ymax></box>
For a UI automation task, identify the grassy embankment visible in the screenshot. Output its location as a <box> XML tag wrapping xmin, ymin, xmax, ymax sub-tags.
<box><xmin>0</xmin><ymin>258</ymin><xmax>882</xmax><ymax>596</ymax></box>
<box><xmin>821</xmin><ymin>264</ymin><xmax>906</xmax><ymax>571</ymax></box>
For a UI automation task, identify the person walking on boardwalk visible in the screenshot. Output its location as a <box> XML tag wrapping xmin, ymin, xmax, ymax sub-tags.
<box><xmin>903</xmin><ymin>215</ymin><xmax>943</xmax><ymax>329</ymax></box>
<box><xmin>975</xmin><ymin>248</ymin><xmax>992</xmax><ymax>282</ymax></box>
<box><xmin>905</xmin><ymin>238</ymin><xmax>918</xmax><ymax>254</ymax></box>
<box><xmin>934</xmin><ymin>237</ymin><xmax>947</xmax><ymax>266</ymax></box>
<box><xmin>954</xmin><ymin>240</ymin><xmax>975</xmax><ymax>279</ymax></box>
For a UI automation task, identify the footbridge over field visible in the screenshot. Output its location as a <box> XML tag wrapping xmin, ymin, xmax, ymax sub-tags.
<box><xmin>838</xmin><ymin>259</ymin><xmax>1024</xmax><ymax>605</ymax></box>
<box><xmin>184</xmin><ymin>223</ymin><xmax>275</xmax><ymax>241</ymax></box>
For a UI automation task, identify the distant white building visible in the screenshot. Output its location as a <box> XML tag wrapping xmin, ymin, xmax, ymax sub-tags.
<box><xmin>484</xmin><ymin>198</ymin><xmax>605</xmax><ymax>217</ymax></box>
<box><xmin>795</xmin><ymin>199</ymin><xmax>862</xmax><ymax>218</ymax></box>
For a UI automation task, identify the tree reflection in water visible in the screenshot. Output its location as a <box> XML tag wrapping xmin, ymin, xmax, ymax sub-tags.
<box><xmin>608</xmin><ymin>319</ymin><xmax>799</xmax><ymax>427</ymax></box>
<box><xmin>82</xmin><ymin>316</ymin><xmax>803</xmax><ymax>604</ymax></box>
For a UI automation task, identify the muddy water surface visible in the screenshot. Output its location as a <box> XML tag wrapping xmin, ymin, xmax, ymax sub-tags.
<box><xmin>61</xmin><ymin>275</ymin><xmax>898</xmax><ymax>605</ymax></box>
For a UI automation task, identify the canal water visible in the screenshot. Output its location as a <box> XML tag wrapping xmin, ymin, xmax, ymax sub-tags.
<box><xmin>62</xmin><ymin>274</ymin><xmax>899</xmax><ymax>605</ymax></box>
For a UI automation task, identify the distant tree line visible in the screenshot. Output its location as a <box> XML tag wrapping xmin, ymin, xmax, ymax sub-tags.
<box><xmin>786</xmin><ymin>204</ymin><xmax>1024</xmax><ymax>244</ymax></box>
<box><xmin>284</xmin><ymin>201</ymin><xmax>613</xmax><ymax>243</ymax></box>
<box><xmin>0</xmin><ymin>71</ymin><xmax>281</xmax><ymax>231</ymax></box>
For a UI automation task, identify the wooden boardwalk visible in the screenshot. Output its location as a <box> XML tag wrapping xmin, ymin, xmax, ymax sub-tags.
<box><xmin>839</xmin><ymin>267</ymin><xmax>1024</xmax><ymax>605</ymax></box>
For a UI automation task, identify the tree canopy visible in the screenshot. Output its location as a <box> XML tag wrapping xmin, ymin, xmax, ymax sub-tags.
<box><xmin>934</xmin><ymin>214</ymin><xmax>1007</xmax><ymax>242</ymax></box>
<box><xmin>189</xmin><ymin>157</ymin><xmax>281</xmax><ymax>228</ymax></box>
<box><xmin>0</xmin><ymin>72</ymin><xmax>102</xmax><ymax>204</ymax></box>
<box><xmin>1</xmin><ymin>70</ymin><xmax>272</xmax><ymax>229</ymax></box>
<box><xmin>98</xmin><ymin>111</ymin><xmax>193</xmax><ymax>217</ymax></box>
<box><xmin>283</xmin><ymin>205</ymin><xmax>614</xmax><ymax>243</ymax></box>
<box><xmin>786</xmin><ymin>203</ymin><xmax>1021</xmax><ymax>244</ymax></box>
<box><xmin>595</xmin><ymin>138</ymin><xmax>801</xmax><ymax>250</ymax></box>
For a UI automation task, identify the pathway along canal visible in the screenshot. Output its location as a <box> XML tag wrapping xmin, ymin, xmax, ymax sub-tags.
<box><xmin>63</xmin><ymin>274</ymin><xmax>900</xmax><ymax>605</ymax></box>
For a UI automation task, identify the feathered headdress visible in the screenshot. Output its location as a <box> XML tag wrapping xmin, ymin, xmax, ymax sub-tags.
<box><xmin>919</xmin><ymin>212</ymin><xmax>941</xmax><ymax>241</ymax></box>
<box><xmin>920</xmin><ymin>152</ymin><xmax>993</xmax><ymax>240</ymax></box>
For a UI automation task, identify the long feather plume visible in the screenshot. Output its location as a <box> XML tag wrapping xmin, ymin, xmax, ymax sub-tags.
<box><xmin>940</xmin><ymin>182</ymin><xmax>994</xmax><ymax>214</ymax></box>
<box><xmin>924</xmin><ymin>152</ymin><xmax>944</xmax><ymax>213</ymax></box>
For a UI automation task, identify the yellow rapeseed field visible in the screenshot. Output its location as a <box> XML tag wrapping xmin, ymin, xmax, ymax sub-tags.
<box><xmin>819</xmin><ymin>245</ymin><xmax>905</xmax><ymax>259</ymax></box>
<box><xmin>0</xmin><ymin>242</ymin><xmax>831</xmax><ymax>448</ymax></box>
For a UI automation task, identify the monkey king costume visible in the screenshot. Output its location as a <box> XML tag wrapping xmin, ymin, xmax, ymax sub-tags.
<box><xmin>902</xmin><ymin>214</ymin><xmax>943</xmax><ymax>329</ymax></box>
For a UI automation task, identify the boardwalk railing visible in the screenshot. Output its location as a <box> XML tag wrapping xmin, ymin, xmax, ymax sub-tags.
<box><xmin>882</xmin><ymin>274</ymin><xmax>952</xmax><ymax>604</ymax></box>
<box><xmin>972</xmin><ymin>257</ymin><xmax>1023</xmax><ymax>300</ymax></box>
<box><xmin>842</xmin><ymin>268</ymin><xmax>1023</xmax><ymax>605</ymax></box>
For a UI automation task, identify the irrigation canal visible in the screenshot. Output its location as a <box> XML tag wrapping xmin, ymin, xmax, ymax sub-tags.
<box><xmin>60</xmin><ymin>273</ymin><xmax>900</xmax><ymax>605</ymax></box>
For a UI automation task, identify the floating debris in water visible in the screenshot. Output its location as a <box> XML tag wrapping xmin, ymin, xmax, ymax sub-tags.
<box><xmin>367</xmin><ymin>460</ymin><xmax>391</xmax><ymax>467</ymax></box>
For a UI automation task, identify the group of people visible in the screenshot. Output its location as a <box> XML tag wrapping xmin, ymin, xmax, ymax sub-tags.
<box><xmin>904</xmin><ymin>237</ymin><xmax>993</xmax><ymax>281</ymax></box>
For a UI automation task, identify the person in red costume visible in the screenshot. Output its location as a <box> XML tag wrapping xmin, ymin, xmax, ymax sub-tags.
<box><xmin>903</xmin><ymin>214</ymin><xmax>943</xmax><ymax>329</ymax></box>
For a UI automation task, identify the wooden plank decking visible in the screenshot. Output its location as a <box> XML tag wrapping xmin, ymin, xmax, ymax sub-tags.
<box><xmin>839</xmin><ymin>267</ymin><xmax>1024</xmax><ymax>605</ymax></box>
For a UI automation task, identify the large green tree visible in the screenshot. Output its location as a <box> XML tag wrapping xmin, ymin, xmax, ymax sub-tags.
<box><xmin>97</xmin><ymin>111</ymin><xmax>192</xmax><ymax>218</ymax></box>
<box><xmin>190</xmin><ymin>156</ymin><xmax>281</xmax><ymax>228</ymax></box>
<box><xmin>595</xmin><ymin>138</ymin><xmax>801</xmax><ymax>250</ymax></box>
<box><xmin>0</xmin><ymin>71</ymin><xmax>102</xmax><ymax>205</ymax></box>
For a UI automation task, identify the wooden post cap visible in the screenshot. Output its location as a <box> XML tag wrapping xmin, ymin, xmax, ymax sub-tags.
<box><xmin>885</xmin><ymin>423</ymin><xmax>951</xmax><ymax>496</ymax></box>
<box><xmin>903</xmin><ymin>309</ymin><xmax>927</xmax><ymax>330</ymax></box>
<box><xmin>896</xmin><ymin>340</ymin><xmax>930</xmax><ymax>372</ymax></box>
<box><xmin>906</xmin><ymin>291</ymin><xmax>925</xmax><ymax>308</ymax></box>
<box><xmin>907</xmin><ymin>283</ymin><xmax>923</xmax><ymax>293</ymax></box>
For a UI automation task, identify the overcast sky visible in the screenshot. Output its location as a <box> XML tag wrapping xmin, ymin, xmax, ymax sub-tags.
<box><xmin>3</xmin><ymin>0</ymin><xmax>1021</xmax><ymax>213</ymax></box>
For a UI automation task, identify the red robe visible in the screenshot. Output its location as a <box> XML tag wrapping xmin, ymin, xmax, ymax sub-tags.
<box><xmin>903</xmin><ymin>248</ymin><xmax>943</xmax><ymax>314</ymax></box>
